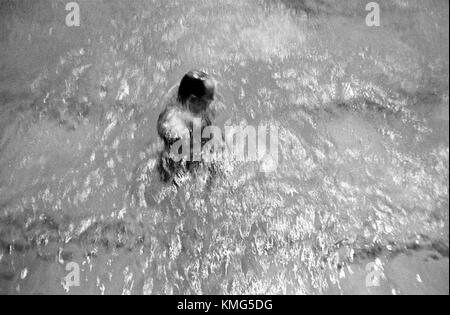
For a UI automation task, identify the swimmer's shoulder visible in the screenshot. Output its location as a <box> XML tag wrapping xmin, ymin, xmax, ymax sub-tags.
<box><xmin>157</xmin><ymin>84</ymin><xmax>181</xmax><ymax>129</ymax></box>
<box><xmin>158</xmin><ymin>104</ymin><xmax>193</xmax><ymax>142</ymax></box>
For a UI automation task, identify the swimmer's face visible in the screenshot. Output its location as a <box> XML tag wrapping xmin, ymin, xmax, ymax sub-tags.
<box><xmin>187</xmin><ymin>94</ymin><xmax>213</xmax><ymax>114</ymax></box>
<box><xmin>178</xmin><ymin>70</ymin><xmax>215</xmax><ymax>113</ymax></box>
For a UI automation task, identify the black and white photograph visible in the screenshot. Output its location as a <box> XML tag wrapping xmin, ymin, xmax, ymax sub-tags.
<box><xmin>0</xmin><ymin>0</ymin><xmax>448</xmax><ymax>298</ymax></box>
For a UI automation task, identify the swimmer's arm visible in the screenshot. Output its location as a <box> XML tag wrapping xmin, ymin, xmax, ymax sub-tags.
<box><xmin>157</xmin><ymin>108</ymin><xmax>170</xmax><ymax>142</ymax></box>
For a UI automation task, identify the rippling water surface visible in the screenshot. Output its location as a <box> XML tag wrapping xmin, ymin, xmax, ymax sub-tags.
<box><xmin>0</xmin><ymin>0</ymin><xmax>448</xmax><ymax>294</ymax></box>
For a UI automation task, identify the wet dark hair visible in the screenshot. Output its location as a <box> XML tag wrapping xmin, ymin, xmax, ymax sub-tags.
<box><xmin>177</xmin><ymin>70</ymin><xmax>215</xmax><ymax>105</ymax></box>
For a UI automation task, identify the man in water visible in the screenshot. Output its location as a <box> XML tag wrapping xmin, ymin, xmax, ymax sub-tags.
<box><xmin>157</xmin><ymin>70</ymin><xmax>217</xmax><ymax>186</ymax></box>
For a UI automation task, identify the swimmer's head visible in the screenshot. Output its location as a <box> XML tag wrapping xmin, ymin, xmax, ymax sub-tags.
<box><xmin>178</xmin><ymin>70</ymin><xmax>215</xmax><ymax>114</ymax></box>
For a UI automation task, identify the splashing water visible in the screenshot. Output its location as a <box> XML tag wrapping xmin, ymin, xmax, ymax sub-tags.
<box><xmin>0</xmin><ymin>0</ymin><xmax>448</xmax><ymax>294</ymax></box>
